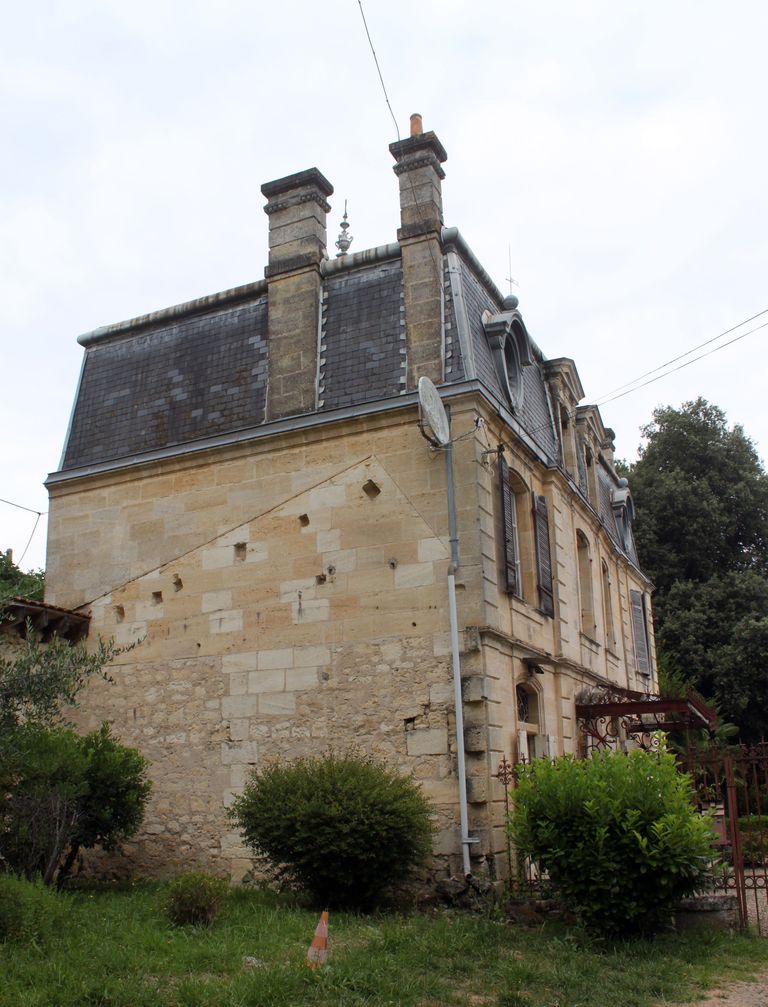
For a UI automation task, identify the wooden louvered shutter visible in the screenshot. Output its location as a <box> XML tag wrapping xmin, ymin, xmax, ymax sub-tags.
<box><xmin>533</xmin><ymin>494</ymin><xmax>555</xmax><ymax>617</ymax></box>
<box><xmin>630</xmin><ymin>589</ymin><xmax>650</xmax><ymax>675</ymax></box>
<box><xmin>498</xmin><ymin>453</ymin><xmax>518</xmax><ymax>596</ymax></box>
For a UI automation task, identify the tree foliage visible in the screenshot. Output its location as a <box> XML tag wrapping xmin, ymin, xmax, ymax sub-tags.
<box><xmin>0</xmin><ymin>614</ymin><xmax>149</xmax><ymax>886</ymax></box>
<box><xmin>0</xmin><ymin>723</ymin><xmax>151</xmax><ymax>887</ymax></box>
<box><xmin>630</xmin><ymin>400</ymin><xmax>768</xmax><ymax>601</ymax></box>
<box><xmin>625</xmin><ymin>399</ymin><xmax>768</xmax><ymax>740</ymax></box>
<box><xmin>510</xmin><ymin>749</ymin><xmax>714</xmax><ymax>937</ymax></box>
<box><xmin>0</xmin><ymin>550</ymin><xmax>44</xmax><ymax>603</ymax></box>
<box><xmin>0</xmin><ymin>624</ymin><xmax>130</xmax><ymax>733</ymax></box>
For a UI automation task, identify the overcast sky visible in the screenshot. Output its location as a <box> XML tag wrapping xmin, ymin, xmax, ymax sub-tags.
<box><xmin>2</xmin><ymin>0</ymin><xmax>767</xmax><ymax>574</ymax></box>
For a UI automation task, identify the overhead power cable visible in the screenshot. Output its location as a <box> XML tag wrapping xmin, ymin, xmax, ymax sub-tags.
<box><xmin>17</xmin><ymin>513</ymin><xmax>42</xmax><ymax>567</ymax></box>
<box><xmin>597</xmin><ymin>319</ymin><xmax>768</xmax><ymax>406</ymax></box>
<box><xmin>595</xmin><ymin>308</ymin><xmax>768</xmax><ymax>404</ymax></box>
<box><xmin>1</xmin><ymin>496</ymin><xmax>47</xmax><ymax>570</ymax></box>
<box><xmin>356</xmin><ymin>0</ymin><xmax>400</xmax><ymax>142</ymax></box>
<box><xmin>0</xmin><ymin>496</ymin><xmax>45</xmax><ymax>516</ymax></box>
<box><xmin>356</xmin><ymin>0</ymin><xmax>445</xmax><ymax>346</ymax></box>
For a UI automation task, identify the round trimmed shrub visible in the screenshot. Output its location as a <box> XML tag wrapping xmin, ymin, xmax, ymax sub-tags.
<box><xmin>230</xmin><ymin>753</ymin><xmax>434</xmax><ymax>910</ymax></box>
<box><xmin>510</xmin><ymin>749</ymin><xmax>714</xmax><ymax>937</ymax></box>
<box><xmin>161</xmin><ymin>872</ymin><xmax>229</xmax><ymax>927</ymax></box>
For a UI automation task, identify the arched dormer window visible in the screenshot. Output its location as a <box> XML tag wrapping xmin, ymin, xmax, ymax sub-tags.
<box><xmin>483</xmin><ymin>303</ymin><xmax>534</xmax><ymax>411</ymax></box>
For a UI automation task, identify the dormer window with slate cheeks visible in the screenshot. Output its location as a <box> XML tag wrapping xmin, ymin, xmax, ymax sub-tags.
<box><xmin>482</xmin><ymin>300</ymin><xmax>534</xmax><ymax>411</ymax></box>
<box><xmin>584</xmin><ymin>443</ymin><xmax>600</xmax><ymax>505</ymax></box>
<box><xmin>611</xmin><ymin>481</ymin><xmax>636</xmax><ymax>555</ymax></box>
<box><xmin>559</xmin><ymin>404</ymin><xmax>578</xmax><ymax>476</ymax></box>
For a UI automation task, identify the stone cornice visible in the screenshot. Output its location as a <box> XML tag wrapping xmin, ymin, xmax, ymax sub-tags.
<box><xmin>260</xmin><ymin>167</ymin><xmax>333</xmax><ymax>200</ymax></box>
<box><xmin>392</xmin><ymin>151</ymin><xmax>446</xmax><ymax>180</ymax></box>
<box><xmin>263</xmin><ymin>190</ymin><xmax>332</xmax><ymax>216</ymax></box>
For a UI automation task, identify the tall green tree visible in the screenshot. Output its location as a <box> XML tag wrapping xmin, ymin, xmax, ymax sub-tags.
<box><xmin>626</xmin><ymin>399</ymin><xmax>768</xmax><ymax>740</ymax></box>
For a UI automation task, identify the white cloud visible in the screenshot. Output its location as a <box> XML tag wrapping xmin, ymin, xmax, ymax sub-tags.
<box><xmin>2</xmin><ymin>0</ymin><xmax>767</xmax><ymax>569</ymax></box>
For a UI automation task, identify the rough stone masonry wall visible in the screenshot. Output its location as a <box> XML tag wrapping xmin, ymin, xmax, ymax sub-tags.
<box><xmin>61</xmin><ymin>410</ymin><xmax>486</xmax><ymax>881</ymax></box>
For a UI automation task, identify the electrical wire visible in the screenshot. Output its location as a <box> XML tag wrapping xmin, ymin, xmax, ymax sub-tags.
<box><xmin>597</xmin><ymin>319</ymin><xmax>768</xmax><ymax>406</ymax></box>
<box><xmin>17</xmin><ymin>512</ymin><xmax>42</xmax><ymax>568</ymax></box>
<box><xmin>595</xmin><ymin>308</ymin><xmax>768</xmax><ymax>404</ymax></box>
<box><xmin>0</xmin><ymin>496</ymin><xmax>45</xmax><ymax>516</ymax></box>
<box><xmin>356</xmin><ymin>0</ymin><xmax>400</xmax><ymax>142</ymax></box>
<box><xmin>1</xmin><ymin>497</ymin><xmax>47</xmax><ymax>570</ymax></box>
<box><xmin>356</xmin><ymin>0</ymin><xmax>447</xmax><ymax>367</ymax></box>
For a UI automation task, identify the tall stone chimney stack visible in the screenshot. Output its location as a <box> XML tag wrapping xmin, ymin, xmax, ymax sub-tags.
<box><xmin>390</xmin><ymin>117</ymin><xmax>447</xmax><ymax>389</ymax></box>
<box><xmin>261</xmin><ymin>168</ymin><xmax>333</xmax><ymax>420</ymax></box>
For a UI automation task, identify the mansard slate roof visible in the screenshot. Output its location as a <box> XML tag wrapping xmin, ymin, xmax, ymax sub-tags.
<box><xmin>60</xmin><ymin>239</ymin><xmax>557</xmax><ymax>469</ymax></box>
<box><xmin>57</xmin><ymin>232</ymin><xmax>635</xmax><ymax>563</ymax></box>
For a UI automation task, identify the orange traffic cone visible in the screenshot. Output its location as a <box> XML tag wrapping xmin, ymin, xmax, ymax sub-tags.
<box><xmin>306</xmin><ymin>910</ymin><xmax>329</xmax><ymax>969</ymax></box>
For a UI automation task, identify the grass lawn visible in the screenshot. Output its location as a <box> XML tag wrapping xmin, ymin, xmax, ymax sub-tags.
<box><xmin>2</xmin><ymin>884</ymin><xmax>768</xmax><ymax>1007</ymax></box>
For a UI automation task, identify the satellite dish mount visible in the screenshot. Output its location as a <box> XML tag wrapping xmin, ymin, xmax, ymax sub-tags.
<box><xmin>417</xmin><ymin>376</ymin><xmax>451</xmax><ymax>448</ymax></box>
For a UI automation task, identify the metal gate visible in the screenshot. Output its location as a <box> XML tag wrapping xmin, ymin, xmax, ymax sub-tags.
<box><xmin>683</xmin><ymin>743</ymin><xmax>768</xmax><ymax>933</ymax></box>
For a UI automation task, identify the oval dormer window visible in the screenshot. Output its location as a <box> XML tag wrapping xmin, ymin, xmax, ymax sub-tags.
<box><xmin>503</xmin><ymin>335</ymin><xmax>523</xmax><ymax>409</ymax></box>
<box><xmin>482</xmin><ymin>307</ymin><xmax>533</xmax><ymax>413</ymax></box>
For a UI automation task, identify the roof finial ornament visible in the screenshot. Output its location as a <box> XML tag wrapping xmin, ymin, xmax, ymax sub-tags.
<box><xmin>335</xmin><ymin>200</ymin><xmax>353</xmax><ymax>257</ymax></box>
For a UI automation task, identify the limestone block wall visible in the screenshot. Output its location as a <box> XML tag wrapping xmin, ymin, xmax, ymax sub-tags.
<box><xmin>68</xmin><ymin>436</ymin><xmax>486</xmax><ymax>880</ymax></box>
<box><xmin>47</xmin><ymin>394</ymin><xmax>654</xmax><ymax>883</ymax></box>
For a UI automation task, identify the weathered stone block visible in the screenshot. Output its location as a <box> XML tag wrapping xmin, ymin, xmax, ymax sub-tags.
<box><xmin>229</xmin><ymin>672</ymin><xmax>248</xmax><ymax>696</ymax></box>
<box><xmin>228</xmin><ymin>718</ymin><xmax>249</xmax><ymax>741</ymax></box>
<box><xmin>285</xmin><ymin>667</ymin><xmax>319</xmax><ymax>691</ymax></box>
<box><xmin>291</xmin><ymin>599</ymin><xmax>329</xmax><ymax>624</ymax></box>
<box><xmin>394</xmin><ymin>563</ymin><xmax>434</xmax><ymax>589</ymax></box>
<box><xmin>209</xmin><ymin>610</ymin><xmax>243</xmax><ymax>634</ymax></box>
<box><xmin>406</xmin><ymin>728</ymin><xmax>448</xmax><ymax>756</ymax></box>
<box><xmin>462</xmin><ymin>676</ymin><xmax>487</xmax><ymax>703</ymax></box>
<box><xmin>464</xmin><ymin>726</ymin><xmax>487</xmax><ymax>752</ymax></box>
<box><xmin>294</xmin><ymin>645</ymin><xmax>331</xmax><ymax>667</ymax></box>
<box><xmin>247</xmin><ymin>669</ymin><xmax>285</xmax><ymax>694</ymax></box>
<box><xmin>418</xmin><ymin>537</ymin><xmax>447</xmax><ymax>562</ymax></box>
<box><xmin>222</xmin><ymin>652</ymin><xmax>258</xmax><ymax>673</ymax></box>
<box><xmin>466</xmin><ymin>777</ymin><xmax>488</xmax><ymax>803</ymax></box>
<box><xmin>259</xmin><ymin>692</ymin><xmax>296</xmax><ymax>716</ymax></box>
<box><xmin>220</xmin><ymin>740</ymin><xmax>258</xmax><ymax>765</ymax></box>
<box><xmin>202</xmin><ymin>545</ymin><xmax>234</xmax><ymax>570</ymax></box>
<box><xmin>258</xmin><ymin>648</ymin><xmax>294</xmax><ymax>670</ymax></box>
<box><xmin>222</xmin><ymin>695</ymin><xmax>259</xmax><ymax>719</ymax></box>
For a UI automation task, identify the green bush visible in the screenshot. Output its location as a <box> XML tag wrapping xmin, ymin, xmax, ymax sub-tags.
<box><xmin>510</xmin><ymin>749</ymin><xmax>714</xmax><ymax>937</ymax></box>
<box><xmin>0</xmin><ymin>726</ymin><xmax>88</xmax><ymax>885</ymax></box>
<box><xmin>161</xmin><ymin>872</ymin><xmax>229</xmax><ymax>927</ymax></box>
<box><xmin>0</xmin><ymin>874</ymin><xmax>66</xmax><ymax>943</ymax></box>
<box><xmin>230</xmin><ymin>753</ymin><xmax>434</xmax><ymax>910</ymax></box>
<box><xmin>58</xmin><ymin>723</ymin><xmax>152</xmax><ymax>886</ymax></box>
<box><xmin>0</xmin><ymin>723</ymin><xmax>151</xmax><ymax>887</ymax></box>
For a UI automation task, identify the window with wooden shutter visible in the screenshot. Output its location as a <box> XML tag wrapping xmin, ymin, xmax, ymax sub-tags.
<box><xmin>533</xmin><ymin>494</ymin><xmax>555</xmax><ymax>617</ymax></box>
<box><xmin>498</xmin><ymin>453</ymin><xmax>521</xmax><ymax>597</ymax></box>
<box><xmin>630</xmin><ymin>589</ymin><xmax>650</xmax><ymax>675</ymax></box>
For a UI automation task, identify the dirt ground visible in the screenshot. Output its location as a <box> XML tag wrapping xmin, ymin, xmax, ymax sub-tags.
<box><xmin>671</xmin><ymin>971</ymin><xmax>768</xmax><ymax>1007</ymax></box>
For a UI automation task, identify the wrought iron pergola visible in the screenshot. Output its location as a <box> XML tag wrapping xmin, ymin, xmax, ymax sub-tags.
<box><xmin>575</xmin><ymin>685</ymin><xmax>717</xmax><ymax>752</ymax></box>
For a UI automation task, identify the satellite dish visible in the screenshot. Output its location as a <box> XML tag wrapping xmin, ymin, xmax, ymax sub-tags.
<box><xmin>418</xmin><ymin>376</ymin><xmax>451</xmax><ymax>447</ymax></box>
